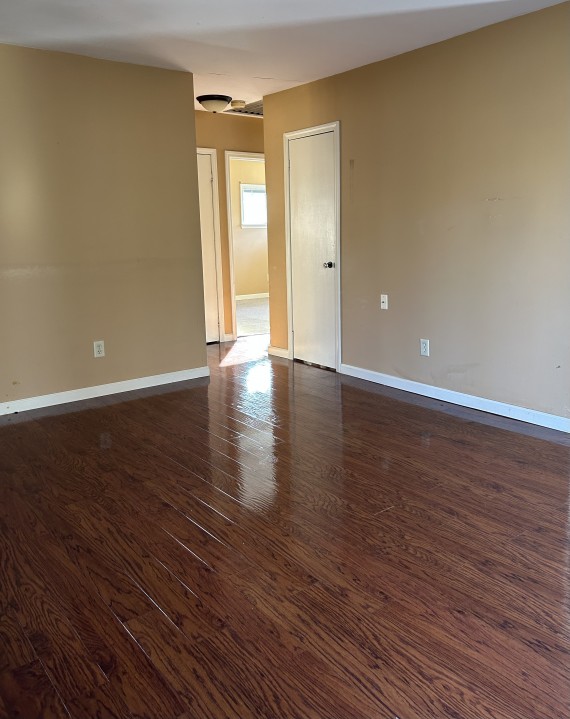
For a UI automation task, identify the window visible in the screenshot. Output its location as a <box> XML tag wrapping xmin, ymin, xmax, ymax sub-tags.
<box><xmin>240</xmin><ymin>183</ymin><xmax>267</xmax><ymax>228</ymax></box>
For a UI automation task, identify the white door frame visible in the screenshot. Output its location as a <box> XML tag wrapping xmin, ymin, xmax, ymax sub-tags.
<box><xmin>197</xmin><ymin>147</ymin><xmax>225</xmax><ymax>342</ymax></box>
<box><xmin>284</xmin><ymin>122</ymin><xmax>341</xmax><ymax>370</ymax></box>
<box><xmin>225</xmin><ymin>150</ymin><xmax>266</xmax><ymax>340</ymax></box>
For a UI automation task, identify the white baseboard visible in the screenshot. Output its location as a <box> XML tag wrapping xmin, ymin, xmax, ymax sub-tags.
<box><xmin>0</xmin><ymin>366</ymin><xmax>210</xmax><ymax>417</ymax></box>
<box><xmin>222</xmin><ymin>333</ymin><xmax>237</xmax><ymax>343</ymax></box>
<box><xmin>236</xmin><ymin>293</ymin><xmax>269</xmax><ymax>301</ymax></box>
<box><xmin>340</xmin><ymin>364</ymin><xmax>570</xmax><ymax>434</ymax></box>
<box><xmin>268</xmin><ymin>345</ymin><xmax>291</xmax><ymax>359</ymax></box>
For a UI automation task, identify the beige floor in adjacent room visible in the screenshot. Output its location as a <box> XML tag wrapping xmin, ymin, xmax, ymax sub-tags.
<box><xmin>236</xmin><ymin>297</ymin><xmax>270</xmax><ymax>337</ymax></box>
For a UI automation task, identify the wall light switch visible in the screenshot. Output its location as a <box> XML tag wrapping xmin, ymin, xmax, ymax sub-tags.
<box><xmin>380</xmin><ymin>294</ymin><xmax>389</xmax><ymax>310</ymax></box>
<box><xmin>420</xmin><ymin>339</ymin><xmax>430</xmax><ymax>357</ymax></box>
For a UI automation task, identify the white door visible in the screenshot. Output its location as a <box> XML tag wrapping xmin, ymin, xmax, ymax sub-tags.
<box><xmin>288</xmin><ymin>128</ymin><xmax>338</xmax><ymax>368</ymax></box>
<box><xmin>197</xmin><ymin>151</ymin><xmax>221</xmax><ymax>343</ymax></box>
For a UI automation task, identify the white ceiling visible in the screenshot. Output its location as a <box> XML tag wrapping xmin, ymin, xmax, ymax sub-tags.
<box><xmin>0</xmin><ymin>0</ymin><xmax>563</xmax><ymax>108</ymax></box>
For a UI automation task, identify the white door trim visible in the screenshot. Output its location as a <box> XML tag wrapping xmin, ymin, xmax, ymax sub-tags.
<box><xmin>225</xmin><ymin>150</ymin><xmax>265</xmax><ymax>341</ymax></box>
<box><xmin>284</xmin><ymin>122</ymin><xmax>341</xmax><ymax>369</ymax></box>
<box><xmin>197</xmin><ymin>147</ymin><xmax>225</xmax><ymax>342</ymax></box>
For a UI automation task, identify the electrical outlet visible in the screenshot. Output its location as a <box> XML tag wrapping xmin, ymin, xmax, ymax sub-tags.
<box><xmin>420</xmin><ymin>339</ymin><xmax>430</xmax><ymax>357</ymax></box>
<box><xmin>93</xmin><ymin>340</ymin><xmax>105</xmax><ymax>358</ymax></box>
<box><xmin>380</xmin><ymin>294</ymin><xmax>389</xmax><ymax>310</ymax></box>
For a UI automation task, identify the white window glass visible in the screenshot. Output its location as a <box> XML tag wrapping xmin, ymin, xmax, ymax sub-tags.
<box><xmin>241</xmin><ymin>183</ymin><xmax>267</xmax><ymax>228</ymax></box>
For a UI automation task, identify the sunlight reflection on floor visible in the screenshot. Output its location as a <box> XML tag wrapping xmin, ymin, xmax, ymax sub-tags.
<box><xmin>246</xmin><ymin>363</ymin><xmax>272</xmax><ymax>394</ymax></box>
<box><xmin>219</xmin><ymin>334</ymin><xmax>270</xmax><ymax>367</ymax></box>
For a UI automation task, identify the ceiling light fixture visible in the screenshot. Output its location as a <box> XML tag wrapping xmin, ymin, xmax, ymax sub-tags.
<box><xmin>196</xmin><ymin>94</ymin><xmax>232</xmax><ymax>113</ymax></box>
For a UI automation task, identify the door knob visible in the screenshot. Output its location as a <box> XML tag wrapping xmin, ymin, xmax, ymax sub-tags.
<box><xmin>323</xmin><ymin>261</ymin><xmax>335</xmax><ymax>268</ymax></box>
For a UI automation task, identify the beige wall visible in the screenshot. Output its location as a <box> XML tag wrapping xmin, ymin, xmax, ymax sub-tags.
<box><xmin>0</xmin><ymin>44</ymin><xmax>206</xmax><ymax>405</ymax></box>
<box><xmin>229</xmin><ymin>159</ymin><xmax>268</xmax><ymax>296</ymax></box>
<box><xmin>264</xmin><ymin>3</ymin><xmax>570</xmax><ymax>418</ymax></box>
<box><xmin>195</xmin><ymin>111</ymin><xmax>264</xmax><ymax>334</ymax></box>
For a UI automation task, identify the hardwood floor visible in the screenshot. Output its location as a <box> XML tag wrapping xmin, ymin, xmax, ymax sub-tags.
<box><xmin>1</xmin><ymin>337</ymin><xmax>569</xmax><ymax>718</ymax></box>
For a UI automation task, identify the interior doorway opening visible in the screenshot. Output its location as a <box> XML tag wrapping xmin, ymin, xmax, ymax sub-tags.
<box><xmin>225</xmin><ymin>152</ymin><xmax>269</xmax><ymax>338</ymax></box>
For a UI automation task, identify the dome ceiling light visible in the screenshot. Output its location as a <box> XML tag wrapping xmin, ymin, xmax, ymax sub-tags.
<box><xmin>196</xmin><ymin>94</ymin><xmax>232</xmax><ymax>113</ymax></box>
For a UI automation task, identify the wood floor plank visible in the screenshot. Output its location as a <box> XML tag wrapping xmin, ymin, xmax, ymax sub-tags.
<box><xmin>0</xmin><ymin>338</ymin><xmax>568</xmax><ymax>718</ymax></box>
<box><xmin>0</xmin><ymin>661</ymin><xmax>70</xmax><ymax>719</ymax></box>
<box><xmin>0</xmin><ymin>607</ymin><xmax>36</xmax><ymax>674</ymax></box>
<box><xmin>127</xmin><ymin>605</ymin><xmax>387</xmax><ymax>719</ymax></box>
<box><xmin>0</xmin><ymin>520</ymin><xmax>108</xmax><ymax>703</ymax></box>
<box><xmin>65</xmin><ymin>682</ymin><xmax>136</xmax><ymax>719</ymax></box>
<box><xmin>1</xmin><ymin>488</ymin><xmax>186</xmax><ymax>718</ymax></box>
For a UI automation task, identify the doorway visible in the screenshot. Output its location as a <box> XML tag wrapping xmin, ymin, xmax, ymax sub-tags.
<box><xmin>225</xmin><ymin>152</ymin><xmax>269</xmax><ymax>338</ymax></box>
<box><xmin>196</xmin><ymin>148</ymin><xmax>224</xmax><ymax>343</ymax></box>
<box><xmin>284</xmin><ymin>122</ymin><xmax>341</xmax><ymax>369</ymax></box>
